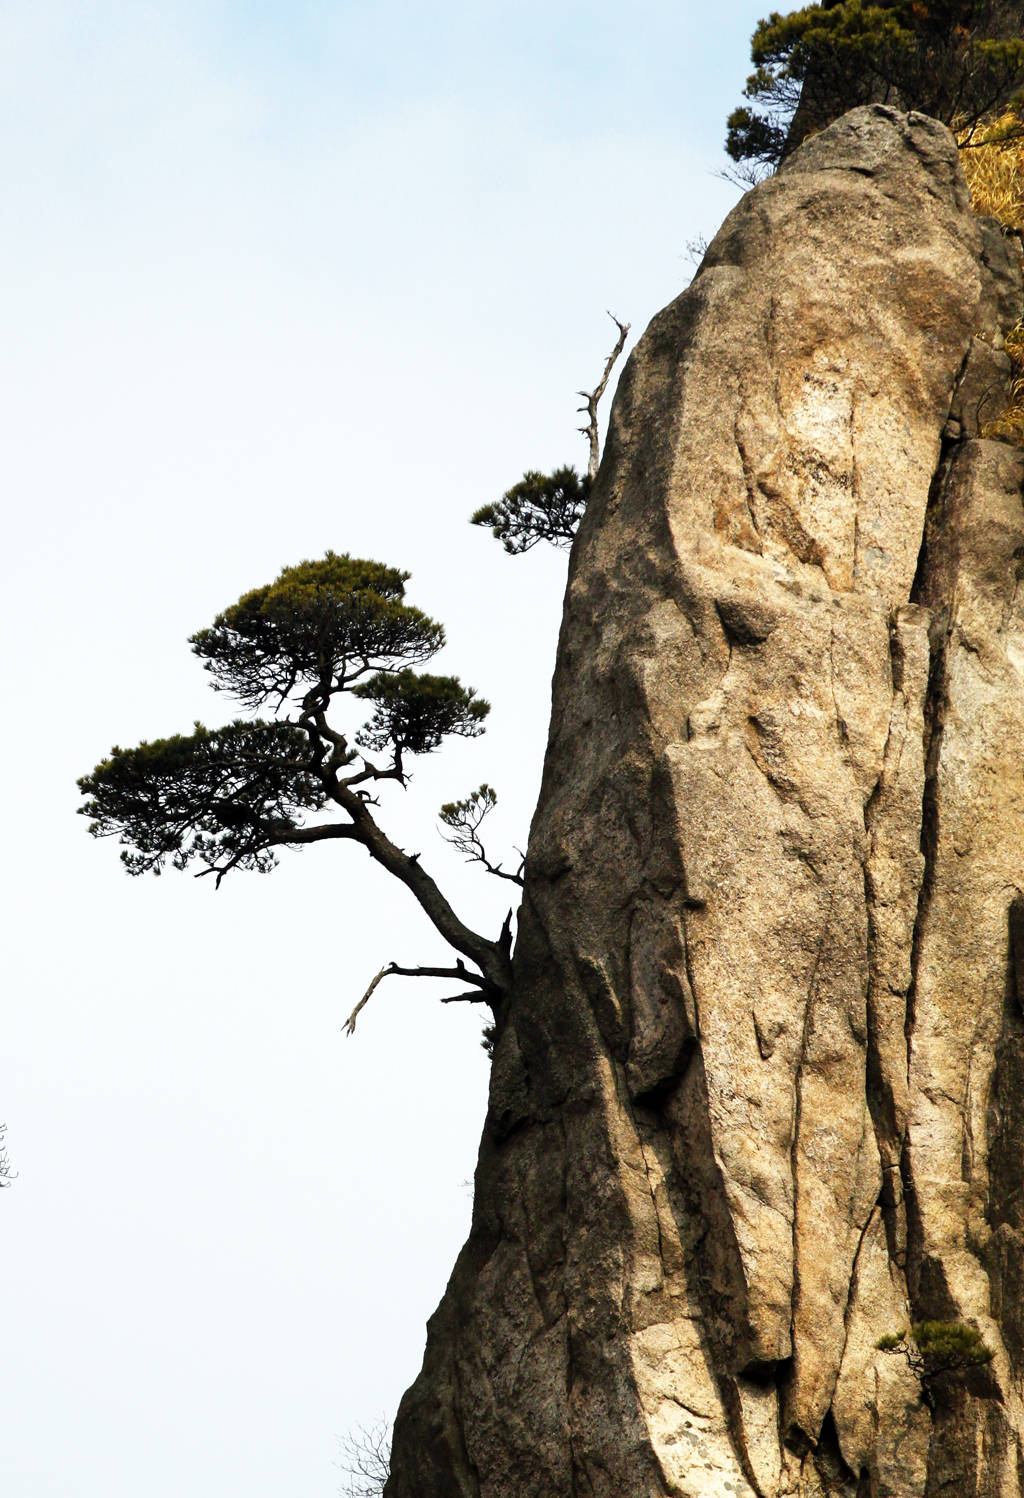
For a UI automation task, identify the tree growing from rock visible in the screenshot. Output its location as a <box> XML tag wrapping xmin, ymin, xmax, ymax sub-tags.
<box><xmin>471</xmin><ymin>466</ymin><xmax>590</xmax><ymax>555</ymax></box>
<box><xmin>79</xmin><ymin>314</ymin><xmax>638</xmax><ymax>1032</ymax></box>
<box><xmin>471</xmin><ymin>313</ymin><xmax>629</xmax><ymax>554</ymax></box>
<box><xmin>78</xmin><ymin>552</ymin><xmax>518</xmax><ymax>1027</ymax></box>
<box><xmin>727</xmin><ymin>0</ymin><xmax>1024</xmax><ymax>173</ymax></box>
<box><xmin>877</xmin><ymin>1321</ymin><xmax>994</xmax><ymax>1407</ymax></box>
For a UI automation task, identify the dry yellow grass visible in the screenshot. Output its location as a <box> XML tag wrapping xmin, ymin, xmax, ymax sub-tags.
<box><xmin>957</xmin><ymin>116</ymin><xmax>1024</xmax><ymax>443</ymax></box>
<box><xmin>981</xmin><ymin>356</ymin><xmax>1024</xmax><ymax>445</ymax></box>
<box><xmin>958</xmin><ymin>115</ymin><xmax>1024</xmax><ymax>231</ymax></box>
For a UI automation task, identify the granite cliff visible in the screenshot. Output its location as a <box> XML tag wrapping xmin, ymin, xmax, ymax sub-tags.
<box><xmin>387</xmin><ymin>107</ymin><xmax>1024</xmax><ymax>1496</ymax></box>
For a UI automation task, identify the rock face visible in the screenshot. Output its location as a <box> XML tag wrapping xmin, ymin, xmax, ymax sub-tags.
<box><xmin>386</xmin><ymin>108</ymin><xmax>1024</xmax><ymax>1496</ymax></box>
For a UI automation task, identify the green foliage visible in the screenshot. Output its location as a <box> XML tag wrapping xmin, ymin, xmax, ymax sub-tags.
<box><xmin>79</xmin><ymin>553</ymin><xmax>491</xmax><ymax>888</ymax></box>
<box><xmin>471</xmin><ymin>316</ymin><xmax>630</xmax><ymax>556</ymax></box>
<box><xmin>727</xmin><ymin>0</ymin><xmax>1024</xmax><ymax>171</ymax></box>
<box><xmin>439</xmin><ymin>784</ymin><xmax>498</xmax><ymax>839</ymax></box>
<box><xmin>876</xmin><ymin>1320</ymin><xmax>994</xmax><ymax>1382</ymax></box>
<box><xmin>725</xmin><ymin>106</ymin><xmax>791</xmax><ymax>172</ymax></box>
<box><xmin>81</xmin><ymin>548</ymin><xmax>514</xmax><ymax>1011</ymax></box>
<box><xmin>78</xmin><ymin>720</ymin><xmax>324</xmax><ymax>877</ymax></box>
<box><xmin>913</xmin><ymin>1320</ymin><xmax>994</xmax><ymax>1375</ymax></box>
<box><xmin>354</xmin><ymin>670</ymin><xmax>488</xmax><ymax>755</ymax></box>
<box><xmin>191</xmin><ymin>551</ymin><xmax>445</xmax><ymax>709</ymax></box>
<box><xmin>439</xmin><ymin>783</ymin><xmax>523</xmax><ymax>887</ymax></box>
<box><xmin>471</xmin><ymin>467</ymin><xmax>590</xmax><ymax>555</ymax></box>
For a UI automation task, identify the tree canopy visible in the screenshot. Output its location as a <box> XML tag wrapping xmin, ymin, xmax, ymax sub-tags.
<box><xmin>79</xmin><ymin>553</ymin><xmax>514</xmax><ymax>1016</ymax></box>
<box><xmin>190</xmin><ymin>551</ymin><xmax>444</xmax><ymax>709</ymax></box>
<box><xmin>471</xmin><ymin>467</ymin><xmax>590</xmax><ymax>554</ymax></box>
<box><xmin>727</xmin><ymin>0</ymin><xmax>1024</xmax><ymax>172</ymax></box>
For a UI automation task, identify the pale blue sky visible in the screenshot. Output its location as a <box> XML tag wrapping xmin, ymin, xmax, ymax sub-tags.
<box><xmin>1</xmin><ymin>4</ymin><xmax>762</xmax><ymax>1495</ymax></box>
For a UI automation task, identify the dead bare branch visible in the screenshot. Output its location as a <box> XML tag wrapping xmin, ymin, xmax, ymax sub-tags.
<box><xmin>344</xmin><ymin>965</ymin><xmax>391</xmax><ymax>1036</ymax></box>
<box><xmin>577</xmin><ymin>311</ymin><xmax>631</xmax><ymax>480</ymax></box>
<box><xmin>343</xmin><ymin>959</ymin><xmax>488</xmax><ymax>1035</ymax></box>
<box><xmin>337</xmin><ymin>1420</ymin><xmax>390</xmax><ymax>1498</ymax></box>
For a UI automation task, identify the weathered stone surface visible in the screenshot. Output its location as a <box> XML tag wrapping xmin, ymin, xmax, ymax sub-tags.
<box><xmin>386</xmin><ymin>107</ymin><xmax>1024</xmax><ymax>1495</ymax></box>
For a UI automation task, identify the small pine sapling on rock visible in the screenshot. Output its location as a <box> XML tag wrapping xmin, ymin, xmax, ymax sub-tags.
<box><xmin>471</xmin><ymin>467</ymin><xmax>590</xmax><ymax>555</ymax></box>
<box><xmin>472</xmin><ymin>313</ymin><xmax>630</xmax><ymax>554</ymax></box>
<box><xmin>877</xmin><ymin>1320</ymin><xmax>994</xmax><ymax>1407</ymax></box>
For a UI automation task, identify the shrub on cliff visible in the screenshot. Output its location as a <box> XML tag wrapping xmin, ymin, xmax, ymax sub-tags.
<box><xmin>877</xmin><ymin>1320</ymin><xmax>994</xmax><ymax>1405</ymax></box>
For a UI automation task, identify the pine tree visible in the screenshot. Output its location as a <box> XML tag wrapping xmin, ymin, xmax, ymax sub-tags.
<box><xmin>727</xmin><ymin>1</ymin><xmax>1024</xmax><ymax>173</ymax></box>
<box><xmin>79</xmin><ymin>552</ymin><xmax>516</xmax><ymax>1024</ymax></box>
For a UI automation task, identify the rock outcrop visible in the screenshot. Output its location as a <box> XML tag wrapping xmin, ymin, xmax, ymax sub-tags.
<box><xmin>386</xmin><ymin>107</ymin><xmax>1024</xmax><ymax>1495</ymax></box>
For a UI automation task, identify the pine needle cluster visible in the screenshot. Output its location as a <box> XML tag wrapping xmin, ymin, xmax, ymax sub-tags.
<box><xmin>471</xmin><ymin>467</ymin><xmax>590</xmax><ymax>555</ymax></box>
<box><xmin>877</xmin><ymin>1320</ymin><xmax>994</xmax><ymax>1382</ymax></box>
